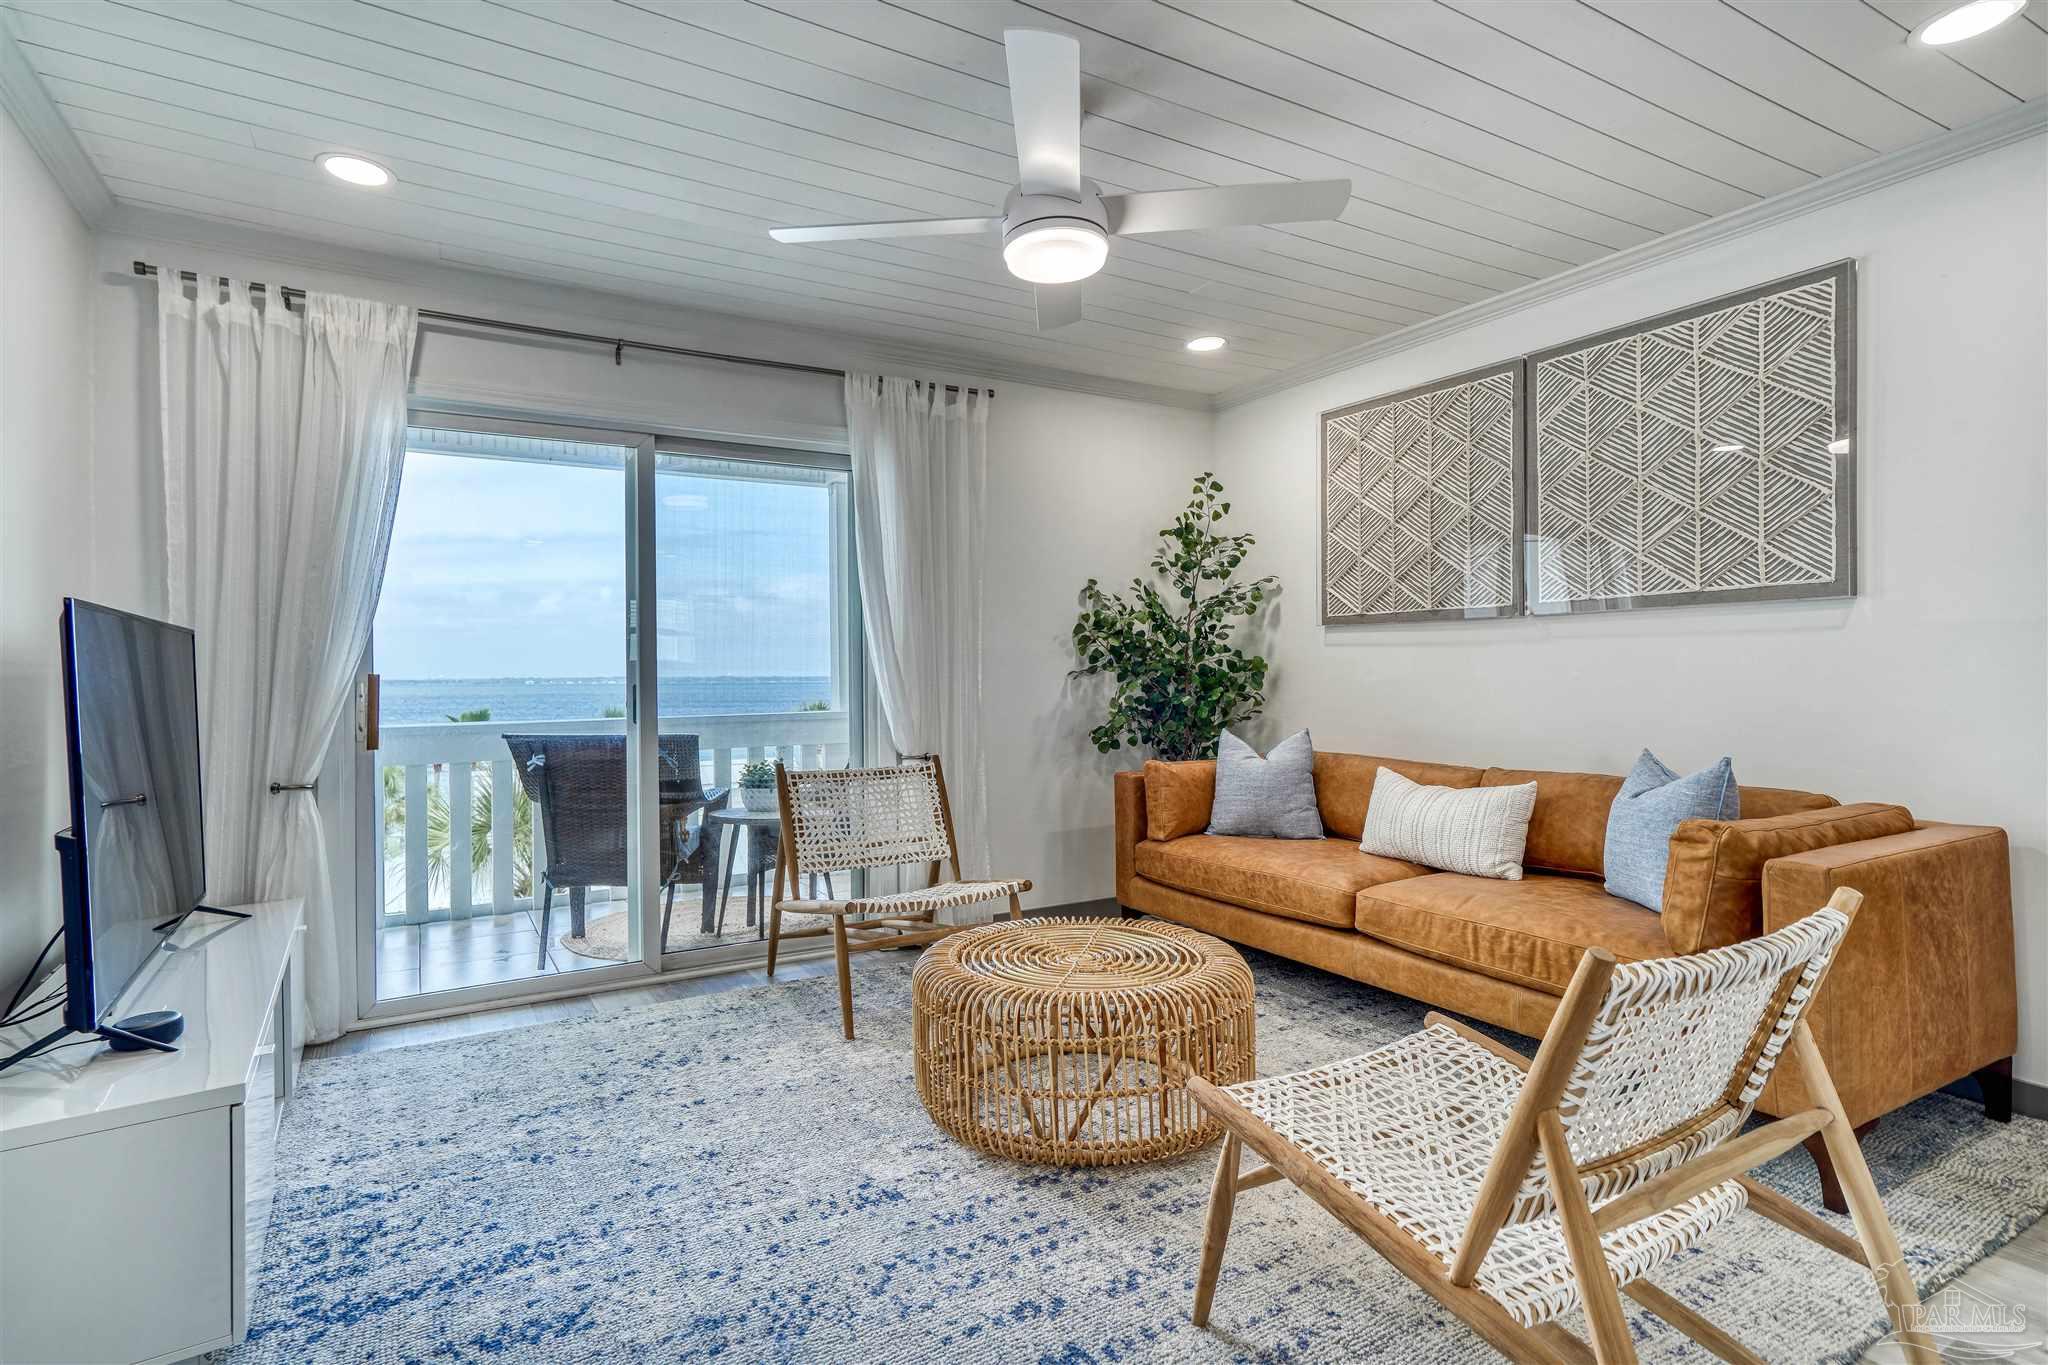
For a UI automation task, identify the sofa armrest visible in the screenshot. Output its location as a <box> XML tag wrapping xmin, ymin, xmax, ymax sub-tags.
<box><xmin>1115</xmin><ymin>770</ymin><xmax>1147</xmax><ymax>906</ymax></box>
<box><xmin>1758</xmin><ymin>823</ymin><xmax>2015</xmax><ymax>1126</ymax></box>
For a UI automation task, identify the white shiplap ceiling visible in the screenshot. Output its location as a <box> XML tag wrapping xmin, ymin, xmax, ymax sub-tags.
<box><xmin>6</xmin><ymin>0</ymin><xmax>2044</xmax><ymax>399</ymax></box>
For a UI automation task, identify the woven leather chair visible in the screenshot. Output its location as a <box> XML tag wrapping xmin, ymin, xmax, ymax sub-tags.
<box><xmin>1186</xmin><ymin>887</ymin><xmax>1936</xmax><ymax>1364</ymax></box>
<box><xmin>502</xmin><ymin>733</ymin><xmax>725</xmax><ymax>967</ymax></box>
<box><xmin>768</xmin><ymin>754</ymin><xmax>1031</xmax><ymax>1039</ymax></box>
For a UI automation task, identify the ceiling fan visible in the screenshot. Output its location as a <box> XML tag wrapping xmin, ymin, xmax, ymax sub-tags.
<box><xmin>767</xmin><ymin>29</ymin><xmax>1351</xmax><ymax>331</ymax></box>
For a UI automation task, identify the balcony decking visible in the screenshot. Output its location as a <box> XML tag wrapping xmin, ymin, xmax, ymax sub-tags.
<box><xmin>376</xmin><ymin>890</ymin><xmax>773</xmax><ymax>1000</ymax></box>
<box><xmin>375</xmin><ymin>710</ymin><xmax>850</xmax><ymax>1003</ymax></box>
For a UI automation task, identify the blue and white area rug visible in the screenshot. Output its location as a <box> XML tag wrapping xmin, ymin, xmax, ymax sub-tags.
<box><xmin>225</xmin><ymin>949</ymin><xmax>2047</xmax><ymax>1363</ymax></box>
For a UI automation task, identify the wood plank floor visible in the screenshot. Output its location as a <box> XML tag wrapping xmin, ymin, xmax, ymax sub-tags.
<box><xmin>311</xmin><ymin>954</ymin><xmax>842</xmax><ymax>1059</ymax></box>
<box><xmin>1855</xmin><ymin>1216</ymin><xmax>2048</xmax><ymax>1364</ymax></box>
<box><xmin>311</xmin><ymin>949</ymin><xmax>2046</xmax><ymax>1362</ymax></box>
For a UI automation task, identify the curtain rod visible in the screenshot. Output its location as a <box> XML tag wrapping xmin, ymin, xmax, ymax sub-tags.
<box><xmin>130</xmin><ymin>262</ymin><xmax>991</xmax><ymax>393</ymax></box>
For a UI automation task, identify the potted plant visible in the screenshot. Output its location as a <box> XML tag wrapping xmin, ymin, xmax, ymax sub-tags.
<box><xmin>1070</xmin><ymin>472</ymin><xmax>1277</xmax><ymax>761</ymax></box>
<box><xmin>736</xmin><ymin>759</ymin><xmax>778</xmax><ymax>812</ymax></box>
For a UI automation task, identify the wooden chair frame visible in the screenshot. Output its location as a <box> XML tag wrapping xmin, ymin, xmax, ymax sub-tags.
<box><xmin>1186</xmin><ymin>889</ymin><xmax>1940</xmax><ymax>1365</ymax></box>
<box><xmin>768</xmin><ymin>754</ymin><xmax>1028</xmax><ymax>1040</ymax></box>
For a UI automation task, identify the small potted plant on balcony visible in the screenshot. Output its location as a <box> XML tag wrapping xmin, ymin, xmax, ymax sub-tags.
<box><xmin>736</xmin><ymin>759</ymin><xmax>779</xmax><ymax>812</ymax></box>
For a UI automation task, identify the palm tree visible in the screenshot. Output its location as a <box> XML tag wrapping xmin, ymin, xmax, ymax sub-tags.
<box><xmin>465</xmin><ymin>777</ymin><xmax>535</xmax><ymax>898</ymax></box>
<box><xmin>380</xmin><ymin>706</ymin><xmax>537</xmax><ymax>904</ymax></box>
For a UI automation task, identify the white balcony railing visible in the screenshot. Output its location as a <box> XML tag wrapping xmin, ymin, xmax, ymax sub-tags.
<box><xmin>376</xmin><ymin>711</ymin><xmax>851</xmax><ymax>924</ymax></box>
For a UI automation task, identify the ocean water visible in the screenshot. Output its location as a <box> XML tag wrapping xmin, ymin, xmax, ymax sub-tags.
<box><xmin>381</xmin><ymin>676</ymin><xmax>833</xmax><ymax>726</ymax></box>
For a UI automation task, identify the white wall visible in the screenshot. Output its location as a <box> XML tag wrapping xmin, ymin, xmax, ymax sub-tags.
<box><xmin>983</xmin><ymin>386</ymin><xmax>1213</xmax><ymax>907</ymax></box>
<box><xmin>0</xmin><ymin>101</ymin><xmax>96</xmax><ymax>1002</ymax></box>
<box><xmin>1214</xmin><ymin>135</ymin><xmax>2048</xmax><ymax>1087</ymax></box>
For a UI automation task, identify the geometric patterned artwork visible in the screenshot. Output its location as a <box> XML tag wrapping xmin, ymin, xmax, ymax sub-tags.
<box><xmin>1321</xmin><ymin>361</ymin><xmax>1523</xmax><ymax>624</ymax></box>
<box><xmin>1526</xmin><ymin>261</ymin><xmax>1855</xmax><ymax>612</ymax></box>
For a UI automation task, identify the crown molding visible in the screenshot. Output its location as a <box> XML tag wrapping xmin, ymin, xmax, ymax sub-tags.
<box><xmin>1214</xmin><ymin>98</ymin><xmax>2048</xmax><ymax>412</ymax></box>
<box><xmin>0</xmin><ymin>15</ymin><xmax>112</xmax><ymax>226</ymax></box>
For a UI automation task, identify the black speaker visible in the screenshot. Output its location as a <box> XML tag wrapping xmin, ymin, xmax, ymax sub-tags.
<box><xmin>107</xmin><ymin>1010</ymin><xmax>186</xmax><ymax>1050</ymax></box>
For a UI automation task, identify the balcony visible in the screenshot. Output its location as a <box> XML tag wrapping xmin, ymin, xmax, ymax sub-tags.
<box><xmin>374</xmin><ymin>709</ymin><xmax>851</xmax><ymax>1000</ymax></box>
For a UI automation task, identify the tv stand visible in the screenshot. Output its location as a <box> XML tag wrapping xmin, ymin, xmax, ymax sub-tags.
<box><xmin>0</xmin><ymin>903</ymin><xmax>261</xmax><ymax>1074</ymax></box>
<box><xmin>0</xmin><ymin>899</ymin><xmax>303</xmax><ymax>1365</ymax></box>
<box><xmin>149</xmin><ymin>903</ymin><xmax>251</xmax><ymax>934</ymax></box>
<box><xmin>195</xmin><ymin>904</ymin><xmax>253</xmax><ymax>920</ymax></box>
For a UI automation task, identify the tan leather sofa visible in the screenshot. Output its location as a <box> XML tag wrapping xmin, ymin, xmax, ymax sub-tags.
<box><xmin>1114</xmin><ymin>750</ymin><xmax>2017</xmax><ymax>1209</ymax></box>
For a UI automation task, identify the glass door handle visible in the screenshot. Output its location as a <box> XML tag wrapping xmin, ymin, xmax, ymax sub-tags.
<box><xmin>360</xmin><ymin>673</ymin><xmax>380</xmax><ymax>751</ymax></box>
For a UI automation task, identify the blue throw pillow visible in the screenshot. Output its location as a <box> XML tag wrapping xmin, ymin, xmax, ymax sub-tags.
<box><xmin>1603</xmin><ymin>750</ymin><xmax>1739</xmax><ymax>911</ymax></box>
<box><xmin>1207</xmin><ymin>729</ymin><xmax>1324</xmax><ymax>838</ymax></box>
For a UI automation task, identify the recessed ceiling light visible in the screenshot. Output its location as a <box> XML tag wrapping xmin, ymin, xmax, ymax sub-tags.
<box><xmin>317</xmin><ymin>153</ymin><xmax>394</xmax><ymax>188</ymax></box>
<box><xmin>1186</xmin><ymin>335</ymin><xmax>1227</xmax><ymax>352</ymax></box>
<box><xmin>1912</xmin><ymin>0</ymin><xmax>2027</xmax><ymax>45</ymax></box>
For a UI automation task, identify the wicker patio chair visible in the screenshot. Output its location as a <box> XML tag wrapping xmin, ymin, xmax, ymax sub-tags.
<box><xmin>768</xmin><ymin>754</ymin><xmax>1031</xmax><ymax>1040</ymax></box>
<box><xmin>502</xmin><ymin>733</ymin><xmax>726</xmax><ymax>967</ymax></box>
<box><xmin>1186</xmin><ymin>887</ymin><xmax>1938</xmax><ymax>1365</ymax></box>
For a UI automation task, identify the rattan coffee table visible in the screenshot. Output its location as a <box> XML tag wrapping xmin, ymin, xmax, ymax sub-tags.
<box><xmin>911</xmin><ymin>917</ymin><xmax>1256</xmax><ymax>1166</ymax></box>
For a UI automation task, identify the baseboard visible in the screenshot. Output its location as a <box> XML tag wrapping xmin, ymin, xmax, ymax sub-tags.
<box><xmin>1942</xmin><ymin>1071</ymin><xmax>2048</xmax><ymax>1120</ymax></box>
<box><xmin>1025</xmin><ymin>896</ymin><xmax>1122</xmax><ymax>919</ymax></box>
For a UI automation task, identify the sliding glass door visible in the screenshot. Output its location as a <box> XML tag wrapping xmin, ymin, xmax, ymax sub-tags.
<box><xmin>356</xmin><ymin>417</ymin><xmax>858</xmax><ymax>1017</ymax></box>
<box><xmin>650</xmin><ymin>445</ymin><xmax>859</xmax><ymax>964</ymax></box>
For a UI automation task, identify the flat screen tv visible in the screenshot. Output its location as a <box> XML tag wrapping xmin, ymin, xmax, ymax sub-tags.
<box><xmin>57</xmin><ymin>598</ymin><xmax>208</xmax><ymax>1035</ymax></box>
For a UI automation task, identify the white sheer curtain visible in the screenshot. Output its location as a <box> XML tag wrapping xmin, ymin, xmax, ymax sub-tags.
<box><xmin>844</xmin><ymin>373</ymin><xmax>993</xmax><ymax>886</ymax></box>
<box><xmin>157</xmin><ymin>270</ymin><xmax>416</xmax><ymax>1041</ymax></box>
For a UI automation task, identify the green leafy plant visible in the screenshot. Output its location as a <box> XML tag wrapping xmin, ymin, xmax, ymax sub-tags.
<box><xmin>1070</xmin><ymin>471</ymin><xmax>1276</xmax><ymax>761</ymax></box>
<box><xmin>796</xmin><ymin>699</ymin><xmax>831</xmax><ymax>712</ymax></box>
<box><xmin>738</xmin><ymin>759</ymin><xmax>777</xmax><ymax>789</ymax></box>
<box><xmin>381</xmin><ymin>702</ymin><xmax>538</xmax><ymax>903</ymax></box>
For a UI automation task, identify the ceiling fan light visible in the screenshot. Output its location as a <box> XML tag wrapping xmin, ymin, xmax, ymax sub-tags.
<box><xmin>1002</xmin><ymin>221</ymin><xmax>1107</xmax><ymax>284</ymax></box>
<box><xmin>1913</xmin><ymin>0</ymin><xmax>2026</xmax><ymax>44</ymax></box>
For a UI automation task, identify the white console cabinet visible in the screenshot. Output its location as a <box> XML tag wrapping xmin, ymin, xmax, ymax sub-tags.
<box><xmin>0</xmin><ymin>900</ymin><xmax>304</xmax><ymax>1365</ymax></box>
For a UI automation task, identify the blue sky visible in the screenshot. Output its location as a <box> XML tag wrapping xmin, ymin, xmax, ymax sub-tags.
<box><xmin>375</xmin><ymin>450</ymin><xmax>835</xmax><ymax>680</ymax></box>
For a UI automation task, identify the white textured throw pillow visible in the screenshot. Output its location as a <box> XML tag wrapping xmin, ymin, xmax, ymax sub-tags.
<box><xmin>1360</xmin><ymin>767</ymin><xmax>1538</xmax><ymax>880</ymax></box>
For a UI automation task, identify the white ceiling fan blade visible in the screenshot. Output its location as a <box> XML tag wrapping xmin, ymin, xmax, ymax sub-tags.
<box><xmin>1104</xmin><ymin>179</ymin><xmax>1352</xmax><ymax>235</ymax></box>
<box><xmin>769</xmin><ymin>216</ymin><xmax>998</xmax><ymax>244</ymax></box>
<box><xmin>1035</xmin><ymin>283</ymin><xmax>1084</xmax><ymax>331</ymax></box>
<box><xmin>1004</xmin><ymin>29</ymin><xmax>1083</xmax><ymax>198</ymax></box>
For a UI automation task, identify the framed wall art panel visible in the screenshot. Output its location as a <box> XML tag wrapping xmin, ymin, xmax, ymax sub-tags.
<box><xmin>1524</xmin><ymin>260</ymin><xmax>1855</xmax><ymax>614</ymax></box>
<box><xmin>1320</xmin><ymin>361</ymin><xmax>1523</xmax><ymax>626</ymax></box>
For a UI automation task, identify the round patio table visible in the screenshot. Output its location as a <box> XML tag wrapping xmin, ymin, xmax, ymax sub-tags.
<box><xmin>911</xmin><ymin>917</ymin><xmax>1257</xmax><ymax>1166</ymax></box>
<box><xmin>704</xmin><ymin>805</ymin><xmax>834</xmax><ymax>938</ymax></box>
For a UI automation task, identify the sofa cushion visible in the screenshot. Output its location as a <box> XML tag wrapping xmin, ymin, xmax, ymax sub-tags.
<box><xmin>1733</xmin><ymin>785</ymin><xmax>1838</xmax><ymax>819</ymax></box>
<box><xmin>1314</xmin><ymin>751</ymin><xmax>1485</xmax><ymax>840</ymax></box>
<box><xmin>1356</xmin><ymin>873</ymin><xmax>1673</xmax><ymax>995</ymax></box>
<box><xmin>1482</xmin><ymin>767</ymin><xmax>1839</xmax><ymax>879</ymax></box>
<box><xmin>1662</xmin><ymin>802</ymin><xmax>1918</xmax><ymax>953</ymax></box>
<box><xmin>1479</xmin><ymin>768</ymin><xmax>1622</xmax><ymax>878</ymax></box>
<box><xmin>1135</xmin><ymin>835</ymin><xmax>1431</xmax><ymax>929</ymax></box>
<box><xmin>1143</xmin><ymin>760</ymin><xmax>1215</xmax><ymax>841</ymax></box>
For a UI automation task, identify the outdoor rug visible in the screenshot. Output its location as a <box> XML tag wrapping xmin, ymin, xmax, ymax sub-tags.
<box><xmin>221</xmin><ymin>946</ymin><xmax>2047</xmax><ymax>1363</ymax></box>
